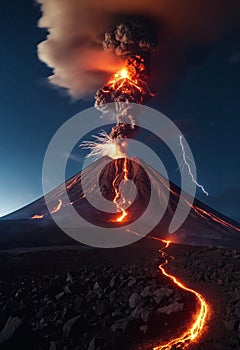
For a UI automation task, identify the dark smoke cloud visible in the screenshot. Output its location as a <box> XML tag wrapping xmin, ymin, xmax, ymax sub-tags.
<box><xmin>103</xmin><ymin>18</ymin><xmax>157</xmax><ymax>57</ymax></box>
<box><xmin>37</xmin><ymin>0</ymin><xmax>240</xmax><ymax>99</ymax></box>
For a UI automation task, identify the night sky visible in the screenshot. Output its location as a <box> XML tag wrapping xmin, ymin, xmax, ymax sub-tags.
<box><xmin>1</xmin><ymin>0</ymin><xmax>240</xmax><ymax>221</ymax></box>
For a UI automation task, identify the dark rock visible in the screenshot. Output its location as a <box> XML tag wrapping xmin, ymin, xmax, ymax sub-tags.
<box><xmin>224</xmin><ymin>319</ymin><xmax>237</xmax><ymax>332</ymax></box>
<box><xmin>157</xmin><ymin>302</ymin><xmax>184</xmax><ymax>315</ymax></box>
<box><xmin>140</xmin><ymin>286</ymin><xmax>152</xmax><ymax>298</ymax></box>
<box><xmin>0</xmin><ymin>316</ymin><xmax>22</xmax><ymax>344</ymax></box>
<box><xmin>63</xmin><ymin>315</ymin><xmax>86</xmax><ymax>337</ymax></box>
<box><xmin>129</xmin><ymin>293</ymin><xmax>141</xmax><ymax>308</ymax></box>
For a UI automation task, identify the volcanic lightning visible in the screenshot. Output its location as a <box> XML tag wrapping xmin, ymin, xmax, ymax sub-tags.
<box><xmin>81</xmin><ymin>19</ymin><xmax>158</xmax><ymax>158</ymax></box>
<box><xmin>78</xmin><ymin>16</ymin><xmax>211</xmax><ymax>349</ymax></box>
<box><xmin>179</xmin><ymin>135</ymin><xmax>209</xmax><ymax>196</ymax></box>
<box><xmin>80</xmin><ymin>20</ymin><xmax>158</xmax><ymax>221</ymax></box>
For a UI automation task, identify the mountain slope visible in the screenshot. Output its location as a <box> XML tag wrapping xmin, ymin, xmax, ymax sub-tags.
<box><xmin>1</xmin><ymin>157</ymin><xmax>240</xmax><ymax>249</ymax></box>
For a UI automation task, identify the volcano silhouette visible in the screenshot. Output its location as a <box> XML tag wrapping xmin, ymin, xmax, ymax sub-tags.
<box><xmin>1</xmin><ymin>157</ymin><xmax>239</xmax><ymax>249</ymax></box>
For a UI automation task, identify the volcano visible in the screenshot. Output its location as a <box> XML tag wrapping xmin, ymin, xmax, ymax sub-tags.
<box><xmin>0</xmin><ymin>157</ymin><xmax>240</xmax><ymax>350</ymax></box>
<box><xmin>1</xmin><ymin>157</ymin><xmax>239</xmax><ymax>250</ymax></box>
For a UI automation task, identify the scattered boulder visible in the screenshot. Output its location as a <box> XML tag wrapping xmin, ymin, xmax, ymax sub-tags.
<box><xmin>129</xmin><ymin>293</ymin><xmax>141</xmax><ymax>308</ymax></box>
<box><xmin>157</xmin><ymin>302</ymin><xmax>184</xmax><ymax>315</ymax></box>
<box><xmin>0</xmin><ymin>316</ymin><xmax>22</xmax><ymax>344</ymax></box>
<box><xmin>140</xmin><ymin>286</ymin><xmax>152</xmax><ymax>298</ymax></box>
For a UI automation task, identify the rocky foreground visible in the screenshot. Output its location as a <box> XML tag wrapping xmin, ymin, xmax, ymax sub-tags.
<box><xmin>0</xmin><ymin>242</ymin><xmax>239</xmax><ymax>349</ymax></box>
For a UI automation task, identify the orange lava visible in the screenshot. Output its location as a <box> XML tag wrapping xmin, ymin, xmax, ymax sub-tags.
<box><xmin>104</xmin><ymin>58</ymin><xmax>153</xmax><ymax>103</ymax></box>
<box><xmin>126</xmin><ymin>230</ymin><xmax>209</xmax><ymax>349</ymax></box>
<box><xmin>51</xmin><ymin>199</ymin><xmax>62</xmax><ymax>214</ymax></box>
<box><xmin>31</xmin><ymin>199</ymin><xmax>63</xmax><ymax>219</ymax></box>
<box><xmin>156</xmin><ymin>177</ymin><xmax>240</xmax><ymax>233</ymax></box>
<box><xmin>112</xmin><ymin>158</ymin><xmax>129</xmax><ymax>222</ymax></box>
<box><xmin>31</xmin><ymin>214</ymin><xmax>44</xmax><ymax>219</ymax></box>
<box><xmin>153</xmin><ymin>240</ymin><xmax>209</xmax><ymax>350</ymax></box>
<box><xmin>191</xmin><ymin>204</ymin><xmax>240</xmax><ymax>233</ymax></box>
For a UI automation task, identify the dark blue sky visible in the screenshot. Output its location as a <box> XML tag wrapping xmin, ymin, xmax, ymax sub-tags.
<box><xmin>1</xmin><ymin>0</ymin><xmax>240</xmax><ymax>221</ymax></box>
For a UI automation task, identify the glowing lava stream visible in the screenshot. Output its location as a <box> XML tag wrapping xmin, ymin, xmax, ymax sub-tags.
<box><xmin>126</xmin><ymin>230</ymin><xmax>209</xmax><ymax>349</ymax></box>
<box><xmin>51</xmin><ymin>199</ymin><xmax>62</xmax><ymax>214</ymax></box>
<box><xmin>31</xmin><ymin>199</ymin><xmax>63</xmax><ymax>219</ymax></box>
<box><xmin>153</xmin><ymin>240</ymin><xmax>208</xmax><ymax>350</ymax></box>
<box><xmin>112</xmin><ymin>158</ymin><xmax>129</xmax><ymax>222</ymax></box>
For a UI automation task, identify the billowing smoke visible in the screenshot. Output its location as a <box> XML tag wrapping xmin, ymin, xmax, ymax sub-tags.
<box><xmin>103</xmin><ymin>19</ymin><xmax>157</xmax><ymax>57</ymax></box>
<box><xmin>37</xmin><ymin>0</ymin><xmax>240</xmax><ymax>100</ymax></box>
<box><xmin>94</xmin><ymin>19</ymin><xmax>157</xmax><ymax>138</ymax></box>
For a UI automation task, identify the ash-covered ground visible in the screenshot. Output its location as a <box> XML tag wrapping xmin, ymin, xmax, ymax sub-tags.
<box><xmin>0</xmin><ymin>239</ymin><xmax>239</xmax><ymax>350</ymax></box>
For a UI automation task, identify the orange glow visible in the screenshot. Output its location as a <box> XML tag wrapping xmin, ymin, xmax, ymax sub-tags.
<box><xmin>112</xmin><ymin>158</ymin><xmax>129</xmax><ymax>222</ymax></box>
<box><xmin>31</xmin><ymin>199</ymin><xmax>63</xmax><ymax>219</ymax></box>
<box><xmin>108</xmin><ymin>66</ymin><xmax>142</xmax><ymax>94</ymax></box>
<box><xmin>31</xmin><ymin>214</ymin><xmax>44</xmax><ymax>219</ymax></box>
<box><xmin>119</xmin><ymin>68</ymin><xmax>129</xmax><ymax>79</ymax></box>
<box><xmin>104</xmin><ymin>58</ymin><xmax>153</xmax><ymax>104</ymax></box>
<box><xmin>51</xmin><ymin>199</ymin><xmax>62</xmax><ymax>214</ymax></box>
<box><xmin>192</xmin><ymin>204</ymin><xmax>240</xmax><ymax>233</ymax></box>
<box><xmin>126</xmin><ymin>230</ymin><xmax>209</xmax><ymax>349</ymax></box>
<box><xmin>156</xmin><ymin>177</ymin><xmax>240</xmax><ymax>233</ymax></box>
<box><xmin>109</xmin><ymin>143</ymin><xmax>126</xmax><ymax>159</ymax></box>
<box><xmin>153</xmin><ymin>241</ymin><xmax>209</xmax><ymax>350</ymax></box>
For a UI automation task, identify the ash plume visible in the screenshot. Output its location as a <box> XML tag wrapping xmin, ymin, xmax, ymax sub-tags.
<box><xmin>37</xmin><ymin>0</ymin><xmax>240</xmax><ymax>100</ymax></box>
<box><xmin>103</xmin><ymin>18</ymin><xmax>157</xmax><ymax>57</ymax></box>
<box><xmin>94</xmin><ymin>19</ymin><xmax>157</xmax><ymax>138</ymax></box>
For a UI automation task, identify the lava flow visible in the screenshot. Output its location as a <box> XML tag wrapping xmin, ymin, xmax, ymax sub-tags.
<box><xmin>112</xmin><ymin>157</ymin><xmax>129</xmax><ymax>222</ymax></box>
<box><xmin>31</xmin><ymin>214</ymin><xmax>44</xmax><ymax>219</ymax></box>
<box><xmin>126</xmin><ymin>230</ymin><xmax>209</xmax><ymax>349</ymax></box>
<box><xmin>31</xmin><ymin>199</ymin><xmax>63</xmax><ymax>219</ymax></box>
<box><xmin>51</xmin><ymin>199</ymin><xmax>63</xmax><ymax>214</ymax></box>
<box><xmin>191</xmin><ymin>204</ymin><xmax>240</xmax><ymax>233</ymax></box>
<box><xmin>153</xmin><ymin>240</ymin><xmax>209</xmax><ymax>350</ymax></box>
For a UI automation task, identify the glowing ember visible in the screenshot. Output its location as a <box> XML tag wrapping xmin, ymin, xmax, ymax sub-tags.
<box><xmin>31</xmin><ymin>214</ymin><xmax>44</xmax><ymax>219</ymax></box>
<box><xmin>51</xmin><ymin>199</ymin><xmax>62</xmax><ymax>214</ymax></box>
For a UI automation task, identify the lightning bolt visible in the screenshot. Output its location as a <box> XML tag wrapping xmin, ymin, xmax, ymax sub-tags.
<box><xmin>179</xmin><ymin>135</ymin><xmax>208</xmax><ymax>196</ymax></box>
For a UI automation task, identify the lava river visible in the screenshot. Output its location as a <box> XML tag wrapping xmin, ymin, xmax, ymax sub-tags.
<box><xmin>126</xmin><ymin>229</ymin><xmax>209</xmax><ymax>350</ymax></box>
<box><xmin>153</xmin><ymin>240</ymin><xmax>208</xmax><ymax>349</ymax></box>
